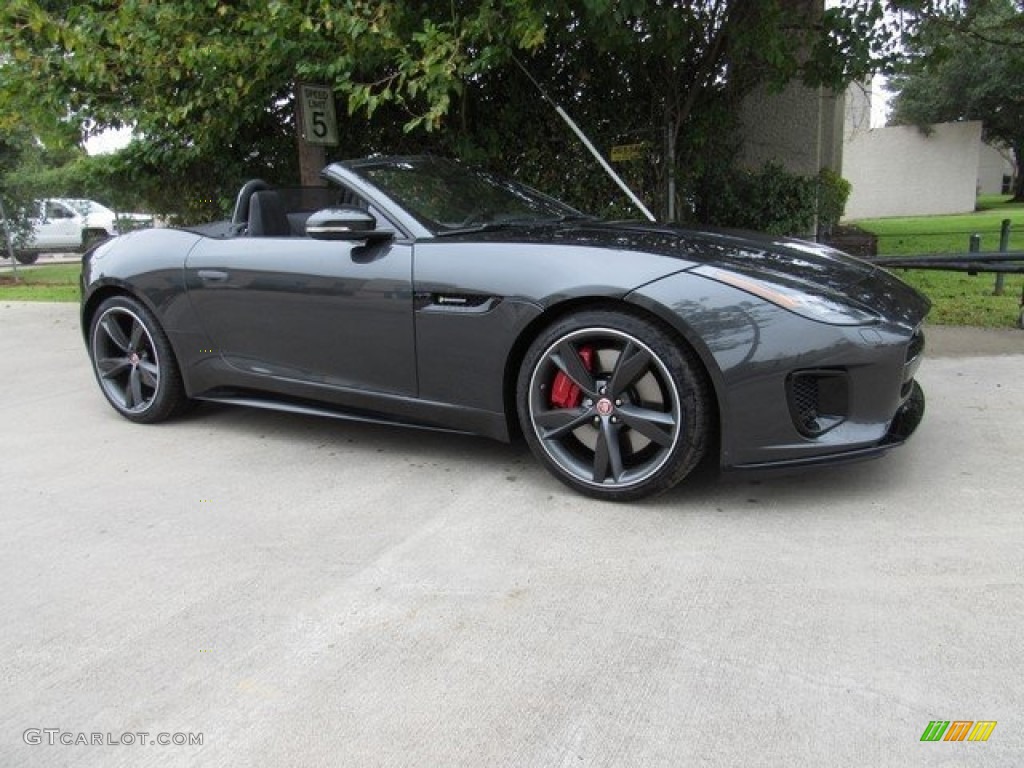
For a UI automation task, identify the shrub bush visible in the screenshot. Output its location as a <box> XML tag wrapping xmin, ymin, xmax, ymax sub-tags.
<box><xmin>698</xmin><ymin>162</ymin><xmax>850</xmax><ymax>238</ymax></box>
<box><xmin>816</xmin><ymin>167</ymin><xmax>852</xmax><ymax>237</ymax></box>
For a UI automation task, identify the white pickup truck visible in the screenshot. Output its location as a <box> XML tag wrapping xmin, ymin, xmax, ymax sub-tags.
<box><xmin>10</xmin><ymin>198</ymin><xmax>122</xmax><ymax>264</ymax></box>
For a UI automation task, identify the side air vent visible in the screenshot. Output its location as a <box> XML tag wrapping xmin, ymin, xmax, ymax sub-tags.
<box><xmin>414</xmin><ymin>292</ymin><xmax>500</xmax><ymax>314</ymax></box>
<box><xmin>786</xmin><ymin>369</ymin><xmax>850</xmax><ymax>437</ymax></box>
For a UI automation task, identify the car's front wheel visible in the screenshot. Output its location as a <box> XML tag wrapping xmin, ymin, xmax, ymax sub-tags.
<box><xmin>517</xmin><ymin>310</ymin><xmax>711</xmax><ymax>501</ymax></box>
<box><xmin>88</xmin><ymin>296</ymin><xmax>190</xmax><ymax>423</ymax></box>
<box><xmin>13</xmin><ymin>251</ymin><xmax>39</xmax><ymax>265</ymax></box>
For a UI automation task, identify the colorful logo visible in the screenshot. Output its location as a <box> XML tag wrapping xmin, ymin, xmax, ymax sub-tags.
<box><xmin>920</xmin><ymin>721</ymin><xmax>997</xmax><ymax>742</ymax></box>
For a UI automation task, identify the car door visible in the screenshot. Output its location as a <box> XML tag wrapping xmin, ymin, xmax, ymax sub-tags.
<box><xmin>33</xmin><ymin>201</ymin><xmax>81</xmax><ymax>249</ymax></box>
<box><xmin>184</xmin><ymin>235</ymin><xmax>416</xmax><ymax>396</ymax></box>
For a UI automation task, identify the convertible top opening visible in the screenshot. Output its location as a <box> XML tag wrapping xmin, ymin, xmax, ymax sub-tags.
<box><xmin>178</xmin><ymin>184</ymin><xmax>370</xmax><ymax>240</ymax></box>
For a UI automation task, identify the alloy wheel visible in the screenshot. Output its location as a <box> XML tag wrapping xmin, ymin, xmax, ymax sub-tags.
<box><xmin>91</xmin><ymin>306</ymin><xmax>162</xmax><ymax>414</ymax></box>
<box><xmin>527</xmin><ymin>327</ymin><xmax>683</xmax><ymax>491</ymax></box>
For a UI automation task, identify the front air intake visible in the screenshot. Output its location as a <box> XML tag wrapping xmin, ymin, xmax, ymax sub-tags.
<box><xmin>786</xmin><ymin>370</ymin><xmax>849</xmax><ymax>437</ymax></box>
<box><xmin>906</xmin><ymin>327</ymin><xmax>925</xmax><ymax>362</ymax></box>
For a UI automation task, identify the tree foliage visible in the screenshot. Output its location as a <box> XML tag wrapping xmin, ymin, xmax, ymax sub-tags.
<box><xmin>0</xmin><ymin>124</ymin><xmax>82</xmax><ymax>243</ymax></box>
<box><xmin>1</xmin><ymin>1</ymin><xmax>907</xmax><ymax>226</ymax></box>
<box><xmin>890</xmin><ymin>0</ymin><xmax>1024</xmax><ymax>199</ymax></box>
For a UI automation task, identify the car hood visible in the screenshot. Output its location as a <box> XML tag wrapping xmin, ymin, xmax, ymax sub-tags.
<box><xmin>445</xmin><ymin>220</ymin><xmax>931</xmax><ymax>327</ymax></box>
<box><xmin>666</xmin><ymin>225</ymin><xmax>932</xmax><ymax>328</ymax></box>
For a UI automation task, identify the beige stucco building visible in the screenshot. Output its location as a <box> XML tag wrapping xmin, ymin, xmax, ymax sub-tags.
<box><xmin>841</xmin><ymin>120</ymin><xmax>983</xmax><ymax>220</ymax></box>
<box><xmin>739</xmin><ymin>76</ymin><xmax>1017</xmax><ymax>222</ymax></box>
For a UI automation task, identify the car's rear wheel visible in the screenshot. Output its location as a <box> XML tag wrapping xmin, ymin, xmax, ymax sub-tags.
<box><xmin>88</xmin><ymin>296</ymin><xmax>190</xmax><ymax>423</ymax></box>
<box><xmin>13</xmin><ymin>252</ymin><xmax>39</xmax><ymax>265</ymax></box>
<box><xmin>518</xmin><ymin>310</ymin><xmax>711</xmax><ymax>501</ymax></box>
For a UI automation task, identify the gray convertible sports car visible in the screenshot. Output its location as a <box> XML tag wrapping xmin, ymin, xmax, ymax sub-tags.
<box><xmin>81</xmin><ymin>156</ymin><xmax>929</xmax><ymax>501</ymax></box>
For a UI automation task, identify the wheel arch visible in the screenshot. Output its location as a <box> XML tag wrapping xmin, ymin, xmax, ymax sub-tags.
<box><xmin>501</xmin><ymin>296</ymin><xmax>722</xmax><ymax>456</ymax></box>
<box><xmin>84</xmin><ymin>287</ymin><xmax>193</xmax><ymax>422</ymax></box>
<box><xmin>81</xmin><ymin>283</ymin><xmax>163</xmax><ymax>346</ymax></box>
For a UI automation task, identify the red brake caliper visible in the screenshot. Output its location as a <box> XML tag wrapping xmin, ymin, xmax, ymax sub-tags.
<box><xmin>549</xmin><ymin>346</ymin><xmax>594</xmax><ymax>408</ymax></box>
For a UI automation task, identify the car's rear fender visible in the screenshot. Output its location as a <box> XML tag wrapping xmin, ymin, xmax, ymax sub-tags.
<box><xmin>80</xmin><ymin>229</ymin><xmax>212</xmax><ymax>385</ymax></box>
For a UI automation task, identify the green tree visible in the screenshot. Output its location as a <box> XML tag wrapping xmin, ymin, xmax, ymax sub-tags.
<box><xmin>448</xmin><ymin>1</ymin><xmax>899</xmax><ymax>220</ymax></box>
<box><xmin>890</xmin><ymin>0</ymin><xmax>1024</xmax><ymax>200</ymax></box>
<box><xmin>0</xmin><ymin>124</ymin><xmax>83</xmax><ymax>244</ymax></box>
<box><xmin>2</xmin><ymin>1</ymin><xmax>905</xmax><ymax>222</ymax></box>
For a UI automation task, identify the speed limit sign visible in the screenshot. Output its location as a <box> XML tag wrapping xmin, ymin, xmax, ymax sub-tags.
<box><xmin>300</xmin><ymin>84</ymin><xmax>339</xmax><ymax>146</ymax></box>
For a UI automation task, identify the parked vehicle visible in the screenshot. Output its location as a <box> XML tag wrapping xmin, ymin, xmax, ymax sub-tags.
<box><xmin>11</xmin><ymin>198</ymin><xmax>119</xmax><ymax>264</ymax></box>
<box><xmin>80</xmin><ymin>156</ymin><xmax>929</xmax><ymax>501</ymax></box>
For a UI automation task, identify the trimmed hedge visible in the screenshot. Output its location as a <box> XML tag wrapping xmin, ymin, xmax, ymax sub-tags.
<box><xmin>699</xmin><ymin>162</ymin><xmax>851</xmax><ymax>237</ymax></box>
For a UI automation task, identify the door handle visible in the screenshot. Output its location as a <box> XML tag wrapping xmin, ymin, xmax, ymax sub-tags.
<box><xmin>197</xmin><ymin>269</ymin><xmax>229</xmax><ymax>282</ymax></box>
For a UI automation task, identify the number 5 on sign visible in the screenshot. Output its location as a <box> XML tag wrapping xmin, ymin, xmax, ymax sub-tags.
<box><xmin>300</xmin><ymin>84</ymin><xmax>339</xmax><ymax>146</ymax></box>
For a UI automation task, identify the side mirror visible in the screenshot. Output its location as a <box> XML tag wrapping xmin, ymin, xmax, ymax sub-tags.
<box><xmin>306</xmin><ymin>207</ymin><xmax>392</xmax><ymax>243</ymax></box>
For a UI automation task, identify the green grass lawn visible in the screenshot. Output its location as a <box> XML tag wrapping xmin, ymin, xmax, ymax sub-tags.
<box><xmin>855</xmin><ymin>195</ymin><xmax>1024</xmax><ymax>255</ymax></box>
<box><xmin>853</xmin><ymin>196</ymin><xmax>1023</xmax><ymax>327</ymax></box>
<box><xmin>0</xmin><ymin>263</ymin><xmax>80</xmax><ymax>302</ymax></box>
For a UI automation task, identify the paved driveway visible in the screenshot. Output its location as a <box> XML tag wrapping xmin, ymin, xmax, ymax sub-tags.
<box><xmin>1</xmin><ymin>301</ymin><xmax>1021</xmax><ymax>767</ymax></box>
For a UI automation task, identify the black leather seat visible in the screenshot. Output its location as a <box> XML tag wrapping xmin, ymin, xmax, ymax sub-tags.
<box><xmin>230</xmin><ymin>178</ymin><xmax>270</xmax><ymax>233</ymax></box>
<box><xmin>247</xmin><ymin>190</ymin><xmax>292</xmax><ymax>237</ymax></box>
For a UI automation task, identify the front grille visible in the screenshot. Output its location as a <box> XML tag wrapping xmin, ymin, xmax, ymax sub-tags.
<box><xmin>901</xmin><ymin>327</ymin><xmax>926</xmax><ymax>399</ymax></box>
<box><xmin>906</xmin><ymin>327</ymin><xmax>925</xmax><ymax>363</ymax></box>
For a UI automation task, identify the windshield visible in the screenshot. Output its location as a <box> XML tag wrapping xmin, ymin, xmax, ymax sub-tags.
<box><xmin>348</xmin><ymin>156</ymin><xmax>585</xmax><ymax>234</ymax></box>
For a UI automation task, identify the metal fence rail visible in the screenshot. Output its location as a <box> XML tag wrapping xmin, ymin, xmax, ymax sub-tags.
<box><xmin>867</xmin><ymin>251</ymin><xmax>1024</xmax><ymax>274</ymax></box>
<box><xmin>863</xmin><ymin>218</ymin><xmax>1022</xmax><ymax>327</ymax></box>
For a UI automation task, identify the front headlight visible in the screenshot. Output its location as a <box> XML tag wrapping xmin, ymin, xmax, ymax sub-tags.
<box><xmin>691</xmin><ymin>264</ymin><xmax>879</xmax><ymax>326</ymax></box>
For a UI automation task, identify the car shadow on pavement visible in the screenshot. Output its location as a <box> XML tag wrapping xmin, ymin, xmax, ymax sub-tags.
<box><xmin>184</xmin><ymin>400</ymin><xmax>914</xmax><ymax>514</ymax></box>
<box><xmin>656</xmin><ymin>453</ymin><xmax>915</xmax><ymax>513</ymax></box>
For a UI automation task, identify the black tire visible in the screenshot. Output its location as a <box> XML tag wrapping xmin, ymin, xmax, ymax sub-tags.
<box><xmin>14</xmin><ymin>252</ymin><xmax>39</xmax><ymax>265</ymax></box>
<box><xmin>88</xmin><ymin>295</ymin><xmax>191</xmax><ymax>423</ymax></box>
<box><xmin>517</xmin><ymin>310</ymin><xmax>711</xmax><ymax>501</ymax></box>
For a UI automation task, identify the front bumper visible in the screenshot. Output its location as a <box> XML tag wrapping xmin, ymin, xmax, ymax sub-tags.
<box><xmin>729</xmin><ymin>379</ymin><xmax>925</xmax><ymax>471</ymax></box>
<box><xmin>628</xmin><ymin>269</ymin><xmax>931</xmax><ymax>471</ymax></box>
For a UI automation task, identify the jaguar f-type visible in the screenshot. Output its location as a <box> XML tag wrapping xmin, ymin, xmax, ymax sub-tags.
<box><xmin>80</xmin><ymin>156</ymin><xmax>929</xmax><ymax>500</ymax></box>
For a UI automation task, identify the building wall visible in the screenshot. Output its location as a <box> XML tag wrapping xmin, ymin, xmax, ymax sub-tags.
<box><xmin>842</xmin><ymin>122</ymin><xmax>982</xmax><ymax>220</ymax></box>
<box><xmin>843</xmin><ymin>81</ymin><xmax>873</xmax><ymax>142</ymax></box>
<box><xmin>977</xmin><ymin>142</ymin><xmax>1015</xmax><ymax>195</ymax></box>
<box><xmin>738</xmin><ymin>82</ymin><xmax>843</xmax><ymax>177</ymax></box>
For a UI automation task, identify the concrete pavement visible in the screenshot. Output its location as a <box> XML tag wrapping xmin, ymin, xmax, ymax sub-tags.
<box><xmin>1</xmin><ymin>301</ymin><xmax>1021</xmax><ymax>767</ymax></box>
